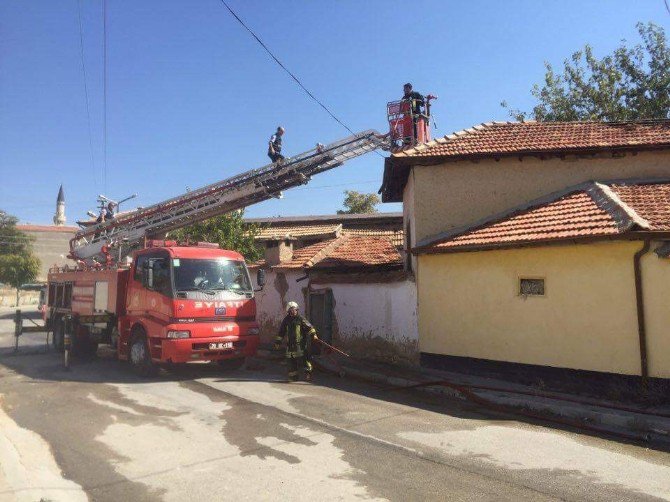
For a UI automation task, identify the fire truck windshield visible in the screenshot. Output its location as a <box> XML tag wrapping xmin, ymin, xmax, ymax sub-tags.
<box><xmin>173</xmin><ymin>258</ymin><xmax>252</xmax><ymax>294</ymax></box>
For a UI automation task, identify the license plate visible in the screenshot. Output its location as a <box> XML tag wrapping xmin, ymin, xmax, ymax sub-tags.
<box><xmin>209</xmin><ymin>342</ymin><xmax>233</xmax><ymax>350</ymax></box>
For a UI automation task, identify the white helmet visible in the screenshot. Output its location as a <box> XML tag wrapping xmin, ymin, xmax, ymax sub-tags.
<box><xmin>286</xmin><ymin>301</ymin><xmax>299</xmax><ymax>312</ymax></box>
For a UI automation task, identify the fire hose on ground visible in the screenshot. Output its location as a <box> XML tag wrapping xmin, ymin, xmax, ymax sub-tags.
<box><xmin>311</xmin><ymin>340</ymin><xmax>669</xmax><ymax>445</ymax></box>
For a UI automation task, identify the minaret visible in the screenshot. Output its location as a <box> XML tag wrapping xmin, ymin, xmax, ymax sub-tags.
<box><xmin>53</xmin><ymin>184</ymin><xmax>66</xmax><ymax>226</ymax></box>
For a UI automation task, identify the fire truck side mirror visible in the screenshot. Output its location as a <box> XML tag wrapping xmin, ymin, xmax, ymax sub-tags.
<box><xmin>256</xmin><ymin>268</ymin><xmax>266</xmax><ymax>290</ymax></box>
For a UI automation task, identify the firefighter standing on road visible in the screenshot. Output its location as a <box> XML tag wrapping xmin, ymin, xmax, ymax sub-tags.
<box><xmin>268</xmin><ymin>126</ymin><xmax>285</xmax><ymax>163</ymax></box>
<box><xmin>274</xmin><ymin>301</ymin><xmax>318</xmax><ymax>381</ymax></box>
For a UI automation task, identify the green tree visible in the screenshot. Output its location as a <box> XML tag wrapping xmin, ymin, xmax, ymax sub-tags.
<box><xmin>0</xmin><ymin>210</ymin><xmax>41</xmax><ymax>305</ymax></box>
<box><xmin>169</xmin><ymin>210</ymin><xmax>263</xmax><ymax>262</ymax></box>
<box><xmin>502</xmin><ymin>22</ymin><xmax>670</xmax><ymax>122</ymax></box>
<box><xmin>337</xmin><ymin>190</ymin><xmax>380</xmax><ymax>214</ymax></box>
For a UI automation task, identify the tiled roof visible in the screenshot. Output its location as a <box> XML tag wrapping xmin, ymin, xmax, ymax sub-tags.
<box><xmin>394</xmin><ymin>120</ymin><xmax>670</xmax><ymax>159</ymax></box>
<box><xmin>276</xmin><ymin>235</ymin><xmax>402</xmax><ymax>270</ymax></box>
<box><xmin>277</xmin><ymin>239</ymin><xmax>337</xmax><ymax>269</ymax></box>
<box><xmin>609</xmin><ymin>183</ymin><xmax>670</xmax><ymax>231</ymax></box>
<box><xmin>246</xmin><ymin>213</ymin><xmax>405</xmax><ymax>247</ymax></box>
<box><xmin>312</xmin><ymin>236</ymin><xmax>403</xmax><ymax>269</ymax></box>
<box><xmin>415</xmin><ymin>179</ymin><xmax>670</xmax><ymax>254</ymax></box>
<box><xmin>254</xmin><ymin>223</ymin><xmax>341</xmax><ymax>240</ymax></box>
<box><xmin>343</xmin><ymin>228</ymin><xmax>404</xmax><ymax>247</ymax></box>
<box><xmin>245</xmin><ymin>212</ymin><xmax>402</xmax><ymax>224</ymax></box>
<box><xmin>381</xmin><ymin>119</ymin><xmax>670</xmax><ymax>203</ymax></box>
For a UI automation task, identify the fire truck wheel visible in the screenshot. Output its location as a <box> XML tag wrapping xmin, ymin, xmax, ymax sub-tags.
<box><xmin>217</xmin><ymin>357</ymin><xmax>246</xmax><ymax>370</ymax></box>
<box><xmin>129</xmin><ymin>332</ymin><xmax>157</xmax><ymax>377</ymax></box>
<box><xmin>52</xmin><ymin>317</ymin><xmax>65</xmax><ymax>353</ymax></box>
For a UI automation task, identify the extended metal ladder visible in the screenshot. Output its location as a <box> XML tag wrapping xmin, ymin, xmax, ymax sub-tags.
<box><xmin>71</xmin><ymin>129</ymin><xmax>388</xmax><ymax>263</ymax></box>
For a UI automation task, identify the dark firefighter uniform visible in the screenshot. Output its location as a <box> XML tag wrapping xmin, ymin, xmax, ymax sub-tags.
<box><xmin>402</xmin><ymin>90</ymin><xmax>425</xmax><ymax>116</ymax></box>
<box><xmin>402</xmin><ymin>90</ymin><xmax>425</xmax><ymax>141</ymax></box>
<box><xmin>274</xmin><ymin>314</ymin><xmax>317</xmax><ymax>380</ymax></box>
<box><xmin>268</xmin><ymin>132</ymin><xmax>284</xmax><ymax>163</ymax></box>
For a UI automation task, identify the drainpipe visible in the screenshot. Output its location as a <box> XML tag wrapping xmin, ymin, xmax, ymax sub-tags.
<box><xmin>633</xmin><ymin>239</ymin><xmax>651</xmax><ymax>385</ymax></box>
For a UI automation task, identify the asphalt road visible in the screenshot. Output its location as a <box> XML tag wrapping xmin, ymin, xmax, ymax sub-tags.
<box><xmin>0</xmin><ymin>308</ymin><xmax>669</xmax><ymax>501</ymax></box>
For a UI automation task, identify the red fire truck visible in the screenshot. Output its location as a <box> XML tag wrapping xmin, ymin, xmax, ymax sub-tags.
<box><xmin>46</xmin><ymin>241</ymin><xmax>263</xmax><ymax>375</ymax></box>
<box><xmin>21</xmin><ymin>130</ymin><xmax>389</xmax><ymax>375</ymax></box>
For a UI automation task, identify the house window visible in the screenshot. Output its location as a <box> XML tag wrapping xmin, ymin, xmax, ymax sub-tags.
<box><xmin>519</xmin><ymin>278</ymin><xmax>545</xmax><ymax>297</ymax></box>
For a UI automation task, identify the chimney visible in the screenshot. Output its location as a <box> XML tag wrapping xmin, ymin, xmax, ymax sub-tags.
<box><xmin>264</xmin><ymin>239</ymin><xmax>294</xmax><ymax>266</ymax></box>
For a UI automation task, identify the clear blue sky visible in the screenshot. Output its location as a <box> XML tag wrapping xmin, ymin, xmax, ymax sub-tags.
<box><xmin>1</xmin><ymin>0</ymin><xmax>668</xmax><ymax>224</ymax></box>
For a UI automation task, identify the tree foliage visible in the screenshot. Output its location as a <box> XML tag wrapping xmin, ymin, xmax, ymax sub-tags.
<box><xmin>168</xmin><ymin>210</ymin><xmax>263</xmax><ymax>262</ymax></box>
<box><xmin>0</xmin><ymin>210</ymin><xmax>40</xmax><ymax>294</ymax></box>
<box><xmin>0</xmin><ymin>254</ymin><xmax>40</xmax><ymax>293</ymax></box>
<box><xmin>503</xmin><ymin>23</ymin><xmax>670</xmax><ymax>122</ymax></box>
<box><xmin>337</xmin><ymin>190</ymin><xmax>380</xmax><ymax>214</ymax></box>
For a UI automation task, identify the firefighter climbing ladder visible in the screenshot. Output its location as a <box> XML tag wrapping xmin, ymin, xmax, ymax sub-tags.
<box><xmin>71</xmin><ymin>129</ymin><xmax>389</xmax><ymax>264</ymax></box>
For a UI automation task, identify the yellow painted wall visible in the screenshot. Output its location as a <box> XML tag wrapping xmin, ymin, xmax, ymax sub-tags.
<box><xmin>418</xmin><ymin>241</ymin><xmax>669</xmax><ymax>377</ymax></box>
<box><xmin>642</xmin><ymin>248</ymin><xmax>670</xmax><ymax>378</ymax></box>
<box><xmin>410</xmin><ymin>150</ymin><xmax>670</xmax><ymax>242</ymax></box>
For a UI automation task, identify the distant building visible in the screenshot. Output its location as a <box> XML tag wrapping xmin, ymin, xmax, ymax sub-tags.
<box><xmin>17</xmin><ymin>186</ymin><xmax>77</xmax><ymax>281</ymax></box>
<box><xmin>245</xmin><ymin>212</ymin><xmax>404</xmax><ymax>249</ymax></box>
<box><xmin>245</xmin><ymin>213</ymin><xmax>418</xmax><ymax>364</ymax></box>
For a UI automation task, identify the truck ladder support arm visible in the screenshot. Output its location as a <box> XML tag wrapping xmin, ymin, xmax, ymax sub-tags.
<box><xmin>71</xmin><ymin>130</ymin><xmax>388</xmax><ymax>264</ymax></box>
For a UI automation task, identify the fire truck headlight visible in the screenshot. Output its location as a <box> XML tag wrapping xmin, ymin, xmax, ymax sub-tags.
<box><xmin>166</xmin><ymin>330</ymin><xmax>191</xmax><ymax>339</ymax></box>
<box><xmin>248</xmin><ymin>327</ymin><xmax>260</xmax><ymax>336</ymax></box>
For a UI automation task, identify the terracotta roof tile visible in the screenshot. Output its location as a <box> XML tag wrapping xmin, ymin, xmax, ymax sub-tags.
<box><xmin>416</xmin><ymin>179</ymin><xmax>670</xmax><ymax>253</ymax></box>
<box><xmin>312</xmin><ymin>236</ymin><xmax>403</xmax><ymax>269</ymax></box>
<box><xmin>275</xmin><ymin>236</ymin><xmax>402</xmax><ymax>270</ymax></box>
<box><xmin>343</xmin><ymin>228</ymin><xmax>404</xmax><ymax>247</ymax></box>
<box><xmin>276</xmin><ymin>239</ymin><xmax>336</xmax><ymax>269</ymax></box>
<box><xmin>609</xmin><ymin>183</ymin><xmax>670</xmax><ymax>231</ymax></box>
<box><xmin>254</xmin><ymin>223</ymin><xmax>341</xmax><ymax>240</ymax></box>
<box><xmin>394</xmin><ymin>120</ymin><xmax>670</xmax><ymax>159</ymax></box>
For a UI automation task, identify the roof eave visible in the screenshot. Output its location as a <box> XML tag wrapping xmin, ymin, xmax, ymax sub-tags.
<box><xmin>388</xmin><ymin>143</ymin><xmax>670</xmax><ymax>167</ymax></box>
<box><xmin>413</xmin><ymin>231</ymin><xmax>670</xmax><ymax>255</ymax></box>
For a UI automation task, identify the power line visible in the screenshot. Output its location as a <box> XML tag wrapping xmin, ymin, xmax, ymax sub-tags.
<box><xmin>103</xmin><ymin>0</ymin><xmax>108</xmax><ymax>192</ymax></box>
<box><xmin>218</xmin><ymin>0</ymin><xmax>386</xmax><ymax>163</ymax></box>
<box><xmin>75</xmin><ymin>0</ymin><xmax>96</xmax><ymax>187</ymax></box>
<box><xmin>219</xmin><ymin>0</ymin><xmax>355</xmax><ymax>136</ymax></box>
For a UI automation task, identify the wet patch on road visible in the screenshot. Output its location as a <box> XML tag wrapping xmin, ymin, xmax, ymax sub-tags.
<box><xmin>90</xmin><ymin>378</ymin><xmax>381</xmax><ymax>500</ymax></box>
<box><xmin>181</xmin><ymin>380</ymin><xmax>317</xmax><ymax>464</ymax></box>
<box><xmin>0</xmin><ymin>368</ymin><xmax>166</xmax><ymax>501</ymax></box>
<box><xmin>399</xmin><ymin>425</ymin><xmax>670</xmax><ymax>501</ymax></box>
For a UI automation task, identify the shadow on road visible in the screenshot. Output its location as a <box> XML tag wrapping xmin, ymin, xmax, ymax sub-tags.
<box><xmin>0</xmin><ymin>328</ymin><xmax>663</xmax><ymax>453</ymax></box>
<box><xmin>0</xmin><ymin>309</ymin><xmax>41</xmax><ymax>320</ymax></box>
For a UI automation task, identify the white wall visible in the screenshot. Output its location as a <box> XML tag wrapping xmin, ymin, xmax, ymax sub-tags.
<box><xmin>311</xmin><ymin>279</ymin><xmax>419</xmax><ymax>365</ymax></box>
<box><xmin>252</xmin><ymin>269</ymin><xmax>305</xmax><ymax>344</ymax></box>
<box><xmin>251</xmin><ymin>267</ymin><xmax>419</xmax><ymax>364</ymax></box>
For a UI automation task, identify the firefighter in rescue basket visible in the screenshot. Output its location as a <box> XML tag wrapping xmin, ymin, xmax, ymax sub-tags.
<box><xmin>274</xmin><ymin>301</ymin><xmax>319</xmax><ymax>381</ymax></box>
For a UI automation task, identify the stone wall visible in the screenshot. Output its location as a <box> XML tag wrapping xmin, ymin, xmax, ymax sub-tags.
<box><xmin>0</xmin><ymin>288</ymin><xmax>39</xmax><ymax>307</ymax></box>
<box><xmin>17</xmin><ymin>225</ymin><xmax>78</xmax><ymax>280</ymax></box>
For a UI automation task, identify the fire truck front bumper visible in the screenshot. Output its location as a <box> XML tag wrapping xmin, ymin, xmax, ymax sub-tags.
<box><xmin>156</xmin><ymin>334</ymin><xmax>260</xmax><ymax>363</ymax></box>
